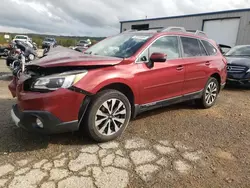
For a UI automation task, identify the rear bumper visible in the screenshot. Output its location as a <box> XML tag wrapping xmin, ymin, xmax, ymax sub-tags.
<box><xmin>11</xmin><ymin>104</ymin><xmax>78</xmax><ymax>134</ymax></box>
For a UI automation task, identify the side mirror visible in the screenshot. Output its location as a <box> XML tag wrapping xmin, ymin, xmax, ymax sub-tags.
<box><xmin>149</xmin><ymin>52</ymin><xmax>167</xmax><ymax>63</ymax></box>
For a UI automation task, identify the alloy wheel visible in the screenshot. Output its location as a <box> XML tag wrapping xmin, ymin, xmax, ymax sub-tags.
<box><xmin>95</xmin><ymin>98</ymin><xmax>126</xmax><ymax>136</ymax></box>
<box><xmin>205</xmin><ymin>82</ymin><xmax>218</xmax><ymax>105</ymax></box>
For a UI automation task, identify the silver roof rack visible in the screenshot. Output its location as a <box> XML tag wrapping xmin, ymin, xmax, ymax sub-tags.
<box><xmin>161</xmin><ymin>26</ymin><xmax>186</xmax><ymax>32</ymax></box>
<box><xmin>195</xmin><ymin>30</ymin><xmax>207</xmax><ymax>37</ymax></box>
<box><xmin>161</xmin><ymin>26</ymin><xmax>208</xmax><ymax>38</ymax></box>
<box><xmin>122</xmin><ymin>29</ymin><xmax>158</xmax><ymax>33</ymax></box>
<box><xmin>122</xmin><ymin>27</ymin><xmax>208</xmax><ymax>37</ymax></box>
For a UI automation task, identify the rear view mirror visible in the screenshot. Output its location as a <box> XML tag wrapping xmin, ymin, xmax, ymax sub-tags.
<box><xmin>150</xmin><ymin>52</ymin><xmax>167</xmax><ymax>63</ymax></box>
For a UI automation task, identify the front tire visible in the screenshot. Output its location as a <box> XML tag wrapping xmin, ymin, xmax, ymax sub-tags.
<box><xmin>196</xmin><ymin>77</ymin><xmax>219</xmax><ymax>109</ymax></box>
<box><xmin>83</xmin><ymin>89</ymin><xmax>131</xmax><ymax>142</ymax></box>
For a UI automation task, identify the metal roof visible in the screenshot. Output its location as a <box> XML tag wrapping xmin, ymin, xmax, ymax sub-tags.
<box><xmin>120</xmin><ymin>8</ymin><xmax>250</xmax><ymax>23</ymax></box>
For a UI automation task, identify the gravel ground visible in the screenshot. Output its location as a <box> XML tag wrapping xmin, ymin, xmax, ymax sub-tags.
<box><xmin>0</xmin><ymin>58</ymin><xmax>250</xmax><ymax>188</ymax></box>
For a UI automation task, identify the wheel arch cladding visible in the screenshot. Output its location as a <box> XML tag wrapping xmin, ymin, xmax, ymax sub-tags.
<box><xmin>78</xmin><ymin>82</ymin><xmax>136</xmax><ymax>125</ymax></box>
<box><xmin>99</xmin><ymin>83</ymin><xmax>134</xmax><ymax>104</ymax></box>
<box><xmin>98</xmin><ymin>83</ymin><xmax>136</xmax><ymax>117</ymax></box>
<box><xmin>210</xmin><ymin>73</ymin><xmax>221</xmax><ymax>90</ymax></box>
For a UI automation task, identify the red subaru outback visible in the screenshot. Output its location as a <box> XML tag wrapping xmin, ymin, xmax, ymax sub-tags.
<box><xmin>9</xmin><ymin>27</ymin><xmax>227</xmax><ymax>142</ymax></box>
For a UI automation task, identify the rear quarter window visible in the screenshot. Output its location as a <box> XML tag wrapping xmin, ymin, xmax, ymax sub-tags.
<box><xmin>201</xmin><ymin>40</ymin><xmax>217</xmax><ymax>56</ymax></box>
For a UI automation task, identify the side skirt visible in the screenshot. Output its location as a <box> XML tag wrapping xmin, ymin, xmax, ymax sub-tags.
<box><xmin>133</xmin><ymin>90</ymin><xmax>203</xmax><ymax>118</ymax></box>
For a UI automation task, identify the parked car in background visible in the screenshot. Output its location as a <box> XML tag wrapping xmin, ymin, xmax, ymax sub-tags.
<box><xmin>0</xmin><ymin>45</ymin><xmax>10</xmax><ymax>57</ymax></box>
<box><xmin>13</xmin><ymin>35</ymin><xmax>35</xmax><ymax>49</ymax></box>
<box><xmin>218</xmin><ymin>44</ymin><xmax>231</xmax><ymax>54</ymax></box>
<box><xmin>42</xmin><ymin>37</ymin><xmax>57</xmax><ymax>49</ymax></box>
<box><xmin>9</xmin><ymin>27</ymin><xmax>227</xmax><ymax>142</ymax></box>
<box><xmin>225</xmin><ymin>45</ymin><xmax>250</xmax><ymax>85</ymax></box>
<box><xmin>76</xmin><ymin>39</ymin><xmax>91</xmax><ymax>47</ymax></box>
<box><xmin>13</xmin><ymin>35</ymin><xmax>30</xmax><ymax>43</ymax></box>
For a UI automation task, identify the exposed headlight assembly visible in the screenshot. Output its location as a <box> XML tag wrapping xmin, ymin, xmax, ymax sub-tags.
<box><xmin>32</xmin><ymin>71</ymin><xmax>87</xmax><ymax>91</ymax></box>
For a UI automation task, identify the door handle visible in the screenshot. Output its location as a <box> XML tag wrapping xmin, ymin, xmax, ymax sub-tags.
<box><xmin>205</xmin><ymin>61</ymin><xmax>210</xmax><ymax>66</ymax></box>
<box><xmin>176</xmin><ymin>65</ymin><xmax>184</xmax><ymax>71</ymax></box>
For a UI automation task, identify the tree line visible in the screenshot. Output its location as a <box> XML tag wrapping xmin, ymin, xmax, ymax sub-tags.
<box><xmin>0</xmin><ymin>33</ymin><xmax>105</xmax><ymax>47</ymax></box>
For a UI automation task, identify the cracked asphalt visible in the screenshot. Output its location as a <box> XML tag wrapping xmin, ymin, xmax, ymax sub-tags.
<box><xmin>0</xmin><ymin>58</ymin><xmax>250</xmax><ymax>188</ymax></box>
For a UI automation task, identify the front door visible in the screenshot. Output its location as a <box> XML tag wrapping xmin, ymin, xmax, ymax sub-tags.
<box><xmin>135</xmin><ymin>35</ymin><xmax>185</xmax><ymax>104</ymax></box>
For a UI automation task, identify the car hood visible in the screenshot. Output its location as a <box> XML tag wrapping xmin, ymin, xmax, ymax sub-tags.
<box><xmin>29</xmin><ymin>46</ymin><xmax>124</xmax><ymax>68</ymax></box>
<box><xmin>226</xmin><ymin>56</ymin><xmax>250</xmax><ymax>68</ymax></box>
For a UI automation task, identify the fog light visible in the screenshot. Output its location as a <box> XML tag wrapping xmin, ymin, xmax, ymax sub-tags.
<box><xmin>36</xmin><ymin>118</ymin><xmax>43</xmax><ymax>128</ymax></box>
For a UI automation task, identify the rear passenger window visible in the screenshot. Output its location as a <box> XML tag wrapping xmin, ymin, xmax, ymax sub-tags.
<box><xmin>201</xmin><ymin>40</ymin><xmax>217</xmax><ymax>55</ymax></box>
<box><xmin>181</xmin><ymin>37</ymin><xmax>203</xmax><ymax>57</ymax></box>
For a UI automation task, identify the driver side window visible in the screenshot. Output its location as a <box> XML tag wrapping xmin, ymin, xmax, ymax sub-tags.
<box><xmin>138</xmin><ymin>36</ymin><xmax>180</xmax><ymax>62</ymax></box>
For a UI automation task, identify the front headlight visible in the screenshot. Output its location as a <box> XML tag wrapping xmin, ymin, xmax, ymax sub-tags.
<box><xmin>32</xmin><ymin>71</ymin><xmax>87</xmax><ymax>91</ymax></box>
<box><xmin>247</xmin><ymin>68</ymin><xmax>250</xmax><ymax>73</ymax></box>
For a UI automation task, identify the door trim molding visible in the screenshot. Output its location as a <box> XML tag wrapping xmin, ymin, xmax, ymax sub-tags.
<box><xmin>134</xmin><ymin>90</ymin><xmax>203</xmax><ymax>116</ymax></box>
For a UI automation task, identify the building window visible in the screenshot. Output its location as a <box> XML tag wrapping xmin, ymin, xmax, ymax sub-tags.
<box><xmin>131</xmin><ymin>24</ymin><xmax>149</xmax><ymax>30</ymax></box>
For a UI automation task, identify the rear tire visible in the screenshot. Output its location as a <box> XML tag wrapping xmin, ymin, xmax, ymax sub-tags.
<box><xmin>82</xmin><ymin>89</ymin><xmax>131</xmax><ymax>142</ymax></box>
<box><xmin>196</xmin><ymin>77</ymin><xmax>219</xmax><ymax>109</ymax></box>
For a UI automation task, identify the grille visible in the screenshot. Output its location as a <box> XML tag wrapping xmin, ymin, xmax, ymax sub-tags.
<box><xmin>227</xmin><ymin>65</ymin><xmax>247</xmax><ymax>73</ymax></box>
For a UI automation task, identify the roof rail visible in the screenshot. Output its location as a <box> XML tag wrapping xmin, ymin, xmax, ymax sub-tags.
<box><xmin>122</xmin><ymin>29</ymin><xmax>158</xmax><ymax>33</ymax></box>
<box><xmin>161</xmin><ymin>27</ymin><xmax>208</xmax><ymax>38</ymax></box>
<box><xmin>161</xmin><ymin>26</ymin><xmax>186</xmax><ymax>32</ymax></box>
<box><xmin>195</xmin><ymin>30</ymin><xmax>207</xmax><ymax>37</ymax></box>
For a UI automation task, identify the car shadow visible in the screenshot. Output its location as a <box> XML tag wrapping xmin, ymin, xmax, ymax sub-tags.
<box><xmin>224</xmin><ymin>83</ymin><xmax>250</xmax><ymax>91</ymax></box>
<box><xmin>0</xmin><ymin>98</ymin><xmax>201</xmax><ymax>154</ymax></box>
<box><xmin>0</xmin><ymin>98</ymin><xmax>96</xmax><ymax>154</ymax></box>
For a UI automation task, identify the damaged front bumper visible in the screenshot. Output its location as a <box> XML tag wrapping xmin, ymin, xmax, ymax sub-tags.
<box><xmin>11</xmin><ymin>104</ymin><xmax>79</xmax><ymax>134</ymax></box>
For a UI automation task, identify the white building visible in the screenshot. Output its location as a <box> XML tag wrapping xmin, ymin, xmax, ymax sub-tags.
<box><xmin>120</xmin><ymin>8</ymin><xmax>250</xmax><ymax>47</ymax></box>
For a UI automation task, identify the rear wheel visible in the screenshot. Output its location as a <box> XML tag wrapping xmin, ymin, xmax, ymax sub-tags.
<box><xmin>82</xmin><ymin>89</ymin><xmax>131</xmax><ymax>142</ymax></box>
<box><xmin>196</xmin><ymin>77</ymin><xmax>219</xmax><ymax>108</ymax></box>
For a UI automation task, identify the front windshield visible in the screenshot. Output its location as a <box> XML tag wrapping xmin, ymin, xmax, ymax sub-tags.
<box><xmin>225</xmin><ymin>45</ymin><xmax>250</xmax><ymax>56</ymax></box>
<box><xmin>16</xmin><ymin>36</ymin><xmax>27</xmax><ymax>39</ymax></box>
<box><xmin>84</xmin><ymin>33</ymin><xmax>153</xmax><ymax>58</ymax></box>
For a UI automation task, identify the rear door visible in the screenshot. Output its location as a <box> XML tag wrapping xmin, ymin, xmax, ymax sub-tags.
<box><xmin>180</xmin><ymin>36</ymin><xmax>209</xmax><ymax>94</ymax></box>
<box><xmin>136</xmin><ymin>35</ymin><xmax>185</xmax><ymax>104</ymax></box>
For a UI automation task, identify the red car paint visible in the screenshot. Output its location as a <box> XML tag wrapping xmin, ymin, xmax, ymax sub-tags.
<box><xmin>9</xmin><ymin>30</ymin><xmax>227</xmax><ymax>134</ymax></box>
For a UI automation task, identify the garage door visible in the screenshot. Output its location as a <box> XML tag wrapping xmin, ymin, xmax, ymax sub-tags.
<box><xmin>203</xmin><ymin>18</ymin><xmax>240</xmax><ymax>47</ymax></box>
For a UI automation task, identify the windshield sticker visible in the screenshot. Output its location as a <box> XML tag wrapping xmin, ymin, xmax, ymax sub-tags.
<box><xmin>132</xmin><ymin>36</ymin><xmax>150</xmax><ymax>40</ymax></box>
